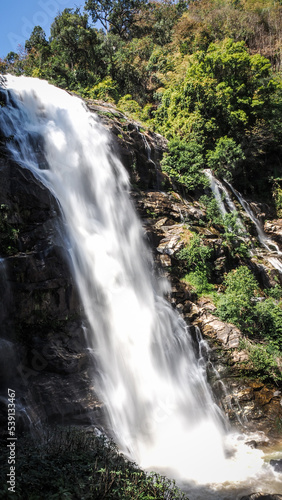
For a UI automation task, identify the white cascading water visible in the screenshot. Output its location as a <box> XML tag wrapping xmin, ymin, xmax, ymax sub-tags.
<box><xmin>204</xmin><ymin>169</ymin><xmax>247</xmax><ymax>235</ymax></box>
<box><xmin>226</xmin><ymin>181</ymin><xmax>282</xmax><ymax>254</ymax></box>
<box><xmin>1</xmin><ymin>76</ymin><xmax>281</xmax><ymax>498</ymax></box>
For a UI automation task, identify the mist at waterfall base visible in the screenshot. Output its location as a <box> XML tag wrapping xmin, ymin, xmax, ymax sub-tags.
<box><xmin>1</xmin><ymin>76</ymin><xmax>281</xmax><ymax>499</ymax></box>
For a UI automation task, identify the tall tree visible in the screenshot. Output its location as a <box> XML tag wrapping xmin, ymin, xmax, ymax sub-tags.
<box><xmin>85</xmin><ymin>0</ymin><xmax>148</xmax><ymax>38</ymax></box>
<box><xmin>49</xmin><ymin>8</ymin><xmax>104</xmax><ymax>87</ymax></box>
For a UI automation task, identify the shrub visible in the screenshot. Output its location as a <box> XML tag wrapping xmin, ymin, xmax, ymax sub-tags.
<box><xmin>216</xmin><ymin>266</ymin><xmax>259</xmax><ymax>333</ymax></box>
<box><xmin>177</xmin><ymin>233</ymin><xmax>213</xmax><ymax>276</ymax></box>
<box><xmin>206</xmin><ymin>136</ymin><xmax>245</xmax><ymax>181</ymax></box>
<box><xmin>183</xmin><ymin>270</ymin><xmax>215</xmax><ymax>295</ymax></box>
<box><xmin>161</xmin><ymin>138</ymin><xmax>207</xmax><ymax>191</ymax></box>
<box><xmin>241</xmin><ymin>339</ymin><xmax>282</xmax><ymax>383</ymax></box>
<box><xmin>87</xmin><ymin>77</ymin><xmax>119</xmax><ymax>102</ymax></box>
<box><xmin>177</xmin><ymin>233</ymin><xmax>215</xmax><ymax>295</ymax></box>
<box><xmin>117</xmin><ymin>94</ymin><xmax>142</xmax><ymax>116</ymax></box>
<box><xmin>221</xmin><ymin>212</ymin><xmax>250</xmax><ymax>258</ymax></box>
<box><xmin>199</xmin><ymin>194</ymin><xmax>223</xmax><ymax>226</ymax></box>
<box><xmin>0</xmin><ymin>427</ymin><xmax>189</xmax><ymax>500</ymax></box>
<box><xmin>254</xmin><ymin>298</ymin><xmax>282</xmax><ymax>350</ymax></box>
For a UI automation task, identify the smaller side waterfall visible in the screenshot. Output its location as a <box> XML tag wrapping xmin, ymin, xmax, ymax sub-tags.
<box><xmin>204</xmin><ymin>169</ymin><xmax>228</xmax><ymax>216</ymax></box>
<box><xmin>205</xmin><ymin>170</ymin><xmax>282</xmax><ymax>274</ymax></box>
<box><xmin>227</xmin><ymin>181</ymin><xmax>282</xmax><ymax>256</ymax></box>
<box><xmin>139</xmin><ymin>129</ymin><xmax>161</xmax><ymax>190</ymax></box>
<box><xmin>204</xmin><ymin>169</ymin><xmax>248</xmax><ymax>236</ymax></box>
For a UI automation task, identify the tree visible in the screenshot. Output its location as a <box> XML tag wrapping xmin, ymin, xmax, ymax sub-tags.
<box><xmin>25</xmin><ymin>26</ymin><xmax>49</xmax><ymax>53</ymax></box>
<box><xmin>85</xmin><ymin>0</ymin><xmax>148</xmax><ymax>39</ymax></box>
<box><xmin>161</xmin><ymin>138</ymin><xmax>206</xmax><ymax>190</ymax></box>
<box><xmin>206</xmin><ymin>136</ymin><xmax>245</xmax><ymax>180</ymax></box>
<box><xmin>154</xmin><ymin>38</ymin><xmax>282</xmax><ymax>192</ymax></box>
<box><xmin>49</xmin><ymin>8</ymin><xmax>104</xmax><ymax>88</ymax></box>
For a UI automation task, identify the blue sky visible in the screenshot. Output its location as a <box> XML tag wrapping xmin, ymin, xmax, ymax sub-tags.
<box><xmin>0</xmin><ymin>0</ymin><xmax>85</xmax><ymax>59</ymax></box>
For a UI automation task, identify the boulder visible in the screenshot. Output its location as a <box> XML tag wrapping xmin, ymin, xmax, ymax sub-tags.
<box><xmin>270</xmin><ymin>459</ymin><xmax>282</xmax><ymax>473</ymax></box>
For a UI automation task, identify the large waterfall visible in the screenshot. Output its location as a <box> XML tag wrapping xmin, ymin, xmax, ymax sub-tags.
<box><xmin>1</xmin><ymin>76</ymin><xmax>281</xmax><ymax>499</ymax></box>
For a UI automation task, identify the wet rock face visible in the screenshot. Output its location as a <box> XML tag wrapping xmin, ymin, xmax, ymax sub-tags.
<box><xmin>270</xmin><ymin>459</ymin><xmax>282</xmax><ymax>472</ymax></box>
<box><xmin>86</xmin><ymin>100</ymin><xmax>168</xmax><ymax>190</ymax></box>
<box><xmin>0</xmin><ymin>156</ymin><xmax>102</xmax><ymax>432</ymax></box>
<box><xmin>132</xmin><ymin>188</ymin><xmax>282</xmax><ymax>439</ymax></box>
<box><xmin>1</xmin><ymin>99</ymin><xmax>282</xmax><ymax>440</ymax></box>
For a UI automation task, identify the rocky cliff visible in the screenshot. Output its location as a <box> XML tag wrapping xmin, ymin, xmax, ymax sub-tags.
<box><xmin>0</xmin><ymin>97</ymin><xmax>281</xmax><ymax>448</ymax></box>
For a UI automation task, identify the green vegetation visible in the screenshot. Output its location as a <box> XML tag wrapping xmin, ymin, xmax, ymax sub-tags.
<box><xmin>0</xmin><ymin>427</ymin><xmax>189</xmax><ymax>500</ymax></box>
<box><xmin>177</xmin><ymin>233</ymin><xmax>215</xmax><ymax>295</ymax></box>
<box><xmin>175</xmin><ymin>227</ymin><xmax>282</xmax><ymax>383</ymax></box>
<box><xmin>1</xmin><ymin>0</ymin><xmax>282</xmax><ymax>200</ymax></box>
<box><xmin>216</xmin><ymin>266</ymin><xmax>282</xmax><ymax>383</ymax></box>
<box><xmin>161</xmin><ymin>138</ymin><xmax>206</xmax><ymax>191</ymax></box>
<box><xmin>216</xmin><ymin>266</ymin><xmax>259</xmax><ymax>334</ymax></box>
<box><xmin>0</xmin><ymin>204</ymin><xmax>19</xmax><ymax>256</ymax></box>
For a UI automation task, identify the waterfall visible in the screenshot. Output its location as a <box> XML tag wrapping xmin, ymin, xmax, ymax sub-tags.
<box><xmin>1</xmin><ymin>76</ymin><xmax>280</xmax><ymax>497</ymax></box>
<box><xmin>138</xmin><ymin>127</ymin><xmax>161</xmax><ymax>190</ymax></box>
<box><xmin>227</xmin><ymin>181</ymin><xmax>282</xmax><ymax>254</ymax></box>
<box><xmin>204</xmin><ymin>169</ymin><xmax>247</xmax><ymax>235</ymax></box>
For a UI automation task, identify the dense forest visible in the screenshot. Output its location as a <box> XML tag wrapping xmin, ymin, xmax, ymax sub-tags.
<box><xmin>2</xmin><ymin>0</ymin><xmax>282</xmax><ymax>202</ymax></box>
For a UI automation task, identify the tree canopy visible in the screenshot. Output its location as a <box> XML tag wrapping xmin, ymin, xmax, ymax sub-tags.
<box><xmin>2</xmin><ymin>0</ymin><xmax>282</xmax><ymax>196</ymax></box>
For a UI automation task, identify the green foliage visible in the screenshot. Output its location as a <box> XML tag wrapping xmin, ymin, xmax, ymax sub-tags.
<box><xmin>241</xmin><ymin>339</ymin><xmax>282</xmax><ymax>383</ymax></box>
<box><xmin>0</xmin><ymin>427</ymin><xmax>189</xmax><ymax>500</ymax></box>
<box><xmin>177</xmin><ymin>233</ymin><xmax>215</xmax><ymax>294</ymax></box>
<box><xmin>221</xmin><ymin>212</ymin><xmax>250</xmax><ymax>258</ymax></box>
<box><xmin>153</xmin><ymin>38</ymin><xmax>282</xmax><ymax>194</ymax></box>
<box><xmin>199</xmin><ymin>194</ymin><xmax>223</xmax><ymax>226</ymax></box>
<box><xmin>85</xmin><ymin>0</ymin><xmax>148</xmax><ymax>39</ymax></box>
<box><xmin>177</xmin><ymin>233</ymin><xmax>213</xmax><ymax>274</ymax></box>
<box><xmin>206</xmin><ymin>136</ymin><xmax>245</xmax><ymax>181</ymax></box>
<box><xmin>264</xmin><ymin>284</ymin><xmax>282</xmax><ymax>300</ymax></box>
<box><xmin>183</xmin><ymin>270</ymin><xmax>215</xmax><ymax>295</ymax></box>
<box><xmin>0</xmin><ymin>204</ymin><xmax>19</xmax><ymax>256</ymax></box>
<box><xmin>161</xmin><ymin>138</ymin><xmax>207</xmax><ymax>191</ymax></box>
<box><xmin>216</xmin><ymin>267</ymin><xmax>282</xmax><ymax>382</ymax></box>
<box><xmin>86</xmin><ymin>77</ymin><xmax>119</xmax><ymax>102</ymax></box>
<box><xmin>118</xmin><ymin>94</ymin><xmax>142</xmax><ymax>114</ymax></box>
<box><xmin>25</xmin><ymin>26</ymin><xmax>49</xmax><ymax>54</ymax></box>
<box><xmin>254</xmin><ymin>298</ymin><xmax>282</xmax><ymax>350</ymax></box>
<box><xmin>216</xmin><ymin>266</ymin><xmax>259</xmax><ymax>332</ymax></box>
<box><xmin>272</xmin><ymin>179</ymin><xmax>282</xmax><ymax>217</ymax></box>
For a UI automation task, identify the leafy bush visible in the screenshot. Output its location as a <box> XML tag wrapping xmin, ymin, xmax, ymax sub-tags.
<box><xmin>177</xmin><ymin>233</ymin><xmax>213</xmax><ymax>275</ymax></box>
<box><xmin>161</xmin><ymin>138</ymin><xmax>207</xmax><ymax>191</ymax></box>
<box><xmin>117</xmin><ymin>94</ymin><xmax>142</xmax><ymax>116</ymax></box>
<box><xmin>216</xmin><ymin>266</ymin><xmax>259</xmax><ymax>333</ymax></box>
<box><xmin>199</xmin><ymin>194</ymin><xmax>223</xmax><ymax>226</ymax></box>
<box><xmin>0</xmin><ymin>427</ymin><xmax>189</xmax><ymax>500</ymax></box>
<box><xmin>206</xmin><ymin>136</ymin><xmax>245</xmax><ymax>181</ymax></box>
<box><xmin>272</xmin><ymin>179</ymin><xmax>282</xmax><ymax>217</ymax></box>
<box><xmin>221</xmin><ymin>212</ymin><xmax>250</xmax><ymax>258</ymax></box>
<box><xmin>87</xmin><ymin>77</ymin><xmax>119</xmax><ymax>102</ymax></box>
<box><xmin>241</xmin><ymin>339</ymin><xmax>282</xmax><ymax>383</ymax></box>
<box><xmin>177</xmin><ymin>233</ymin><xmax>215</xmax><ymax>295</ymax></box>
<box><xmin>183</xmin><ymin>270</ymin><xmax>215</xmax><ymax>295</ymax></box>
<box><xmin>217</xmin><ymin>266</ymin><xmax>282</xmax><ymax>346</ymax></box>
<box><xmin>254</xmin><ymin>298</ymin><xmax>282</xmax><ymax>350</ymax></box>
